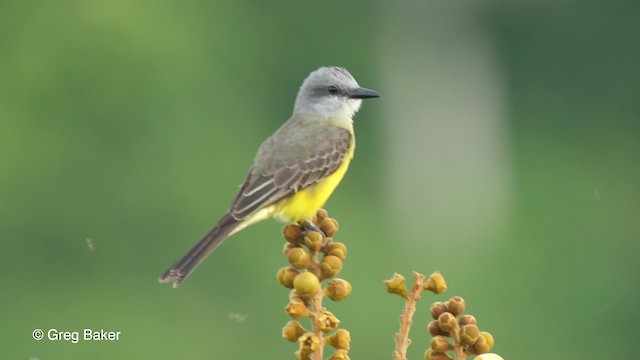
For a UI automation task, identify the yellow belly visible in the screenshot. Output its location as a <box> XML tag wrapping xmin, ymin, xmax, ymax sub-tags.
<box><xmin>273</xmin><ymin>146</ymin><xmax>354</xmax><ymax>223</ymax></box>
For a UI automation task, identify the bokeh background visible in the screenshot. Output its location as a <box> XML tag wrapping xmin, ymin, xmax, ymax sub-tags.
<box><xmin>2</xmin><ymin>1</ymin><xmax>639</xmax><ymax>359</ymax></box>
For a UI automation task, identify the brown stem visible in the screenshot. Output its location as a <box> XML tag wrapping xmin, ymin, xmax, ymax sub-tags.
<box><xmin>393</xmin><ymin>272</ymin><xmax>425</xmax><ymax>360</ymax></box>
<box><xmin>308</xmin><ymin>249</ymin><xmax>324</xmax><ymax>360</ymax></box>
<box><xmin>450</xmin><ymin>327</ymin><xmax>467</xmax><ymax>360</ymax></box>
<box><xmin>309</xmin><ymin>249</ymin><xmax>321</xmax><ymax>279</ymax></box>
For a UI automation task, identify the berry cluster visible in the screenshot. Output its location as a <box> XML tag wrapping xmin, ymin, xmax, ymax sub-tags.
<box><xmin>277</xmin><ymin>209</ymin><xmax>352</xmax><ymax>360</ymax></box>
<box><xmin>386</xmin><ymin>272</ymin><xmax>501</xmax><ymax>360</ymax></box>
<box><xmin>426</xmin><ymin>296</ymin><xmax>496</xmax><ymax>359</ymax></box>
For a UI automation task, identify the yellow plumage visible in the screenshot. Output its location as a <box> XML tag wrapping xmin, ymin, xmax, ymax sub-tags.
<box><xmin>273</xmin><ymin>137</ymin><xmax>355</xmax><ymax>222</ymax></box>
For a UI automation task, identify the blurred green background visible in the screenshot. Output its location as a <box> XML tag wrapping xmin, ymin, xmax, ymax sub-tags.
<box><xmin>2</xmin><ymin>1</ymin><xmax>638</xmax><ymax>359</ymax></box>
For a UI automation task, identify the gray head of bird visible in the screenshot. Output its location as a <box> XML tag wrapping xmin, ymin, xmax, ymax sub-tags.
<box><xmin>294</xmin><ymin>66</ymin><xmax>380</xmax><ymax>119</ymax></box>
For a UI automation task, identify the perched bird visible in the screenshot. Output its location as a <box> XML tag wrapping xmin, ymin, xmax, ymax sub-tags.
<box><xmin>160</xmin><ymin>66</ymin><xmax>380</xmax><ymax>287</ymax></box>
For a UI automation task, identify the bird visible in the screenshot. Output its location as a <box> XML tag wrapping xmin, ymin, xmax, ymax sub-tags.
<box><xmin>160</xmin><ymin>66</ymin><xmax>380</xmax><ymax>287</ymax></box>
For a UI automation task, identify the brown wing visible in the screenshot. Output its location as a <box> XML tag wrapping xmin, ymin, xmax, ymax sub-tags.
<box><xmin>228</xmin><ymin>128</ymin><xmax>351</xmax><ymax>220</ymax></box>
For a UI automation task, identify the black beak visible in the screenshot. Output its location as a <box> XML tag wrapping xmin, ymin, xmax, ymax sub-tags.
<box><xmin>348</xmin><ymin>87</ymin><xmax>381</xmax><ymax>99</ymax></box>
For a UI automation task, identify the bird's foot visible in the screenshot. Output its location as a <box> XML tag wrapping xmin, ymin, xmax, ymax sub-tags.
<box><xmin>302</xmin><ymin>219</ymin><xmax>327</xmax><ymax>247</ymax></box>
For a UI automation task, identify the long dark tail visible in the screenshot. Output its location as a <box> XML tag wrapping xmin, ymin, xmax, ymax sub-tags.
<box><xmin>160</xmin><ymin>212</ymin><xmax>241</xmax><ymax>287</ymax></box>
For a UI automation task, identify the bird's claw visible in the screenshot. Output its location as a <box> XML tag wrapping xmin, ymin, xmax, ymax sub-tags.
<box><xmin>302</xmin><ymin>220</ymin><xmax>327</xmax><ymax>246</ymax></box>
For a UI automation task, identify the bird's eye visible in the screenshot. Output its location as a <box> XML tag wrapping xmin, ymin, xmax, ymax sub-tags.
<box><xmin>327</xmin><ymin>85</ymin><xmax>339</xmax><ymax>95</ymax></box>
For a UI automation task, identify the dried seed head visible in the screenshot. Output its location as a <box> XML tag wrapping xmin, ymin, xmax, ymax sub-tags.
<box><xmin>285</xmin><ymin>299</ymin><xmax>311</xmax><ymax>319</ymax></box>
<box><xmin>287</xmin><ymin>247</ymin><xmax>310</xmax><ymax>270</ymax></box>
<box><xmin>298</xmin><ymin>332</ymin><xmax>320</xmax><ymax>354</ymax></box>
<box><xmin>459</xmin><ymin>314</ymin><xmax>477</xmax><ymax>327</ymax></box>
<box><xmin>324</xmin><ymin>242</ymin><xmax>347</xmax><ymax>260</ymax></box>
<box><xmin>324</xmin><ymin>278</ymin><xmax>352</xmax><ymax>301</ymax></box>
<box><xmin>319</xmin><ymin>218</ymin><xmax>339</xmax><ymax>238</ymax></box>
<box><xmin>277</xmin><ymin>266</ymin><xmax>299</xmax><ymax>288</ymax></box>
<box><xmin>446</xmin><ymin>296</ymin><xmax>465</xmax><ymax>316</ymax></box>
<box><xmin>423</xmin><ymin>271</ymin><xmax>447</xmax><ymax>294</ymax></box>
<box><xmin>428</xmin><ymin>320</ymin><xmax>448</xmax><ymax>336</ymax></box>
<box><xmin>480</xmin><ymin>331</ymin><xmax>495</xmax><ymax>350</ymax></box>
<box><xmin>472</xmin><ymin>332</ymin><xmax>491</xmax><ymax>354</ymax></box>
<box><xmin>326</xmin><ymin>329</ymin><xmax>351</xmax><ymax>350</ymax></box>
<box><xmin>282</xmin><ymin>320</ymin><xmax>306</xmax><ymax>342</ymax></box>
<box><xmin>317</xmin><ymin>311</ymin><xmax>340</xmax><ymax>333</ymax></box>
<box><xmin>424</xmin><ymin>349</ymin><xmax>453</xmax><ymax>360</ymax></box>
<box><xmin>283</xmin><ymin>224</ymin><xmax>303</xmax><ymax>244</ymax></box>
<box><xmin>304</xmin><ymin>231</ymin><xmax>324</xmax><ymax>252</ymax></box>
<box><xmin>430</xmin><ymin>301</ymin><xmax>449</xmax><ymax>320</ymax></box>
<box><xmin>430</xmin><ymin>335</ymin><xmax>451</xmax><ymax>352</ymax></box>
<box><xmin>459</xmin><ymin>324</ymin><xmax>480</xmax><ymax>346</ymax></box>
<box><xmin>437</xmin><ymin>312</ymin><xmax>457</xmax><ymax>332</ymax></box>
<box><xmin>320</xmin><ymin>255</ymin><xmax>343</xmax><ymax>279</ymax></box>
<box><xmin>384</xmin><ymin>273</ymin><xmax>408</xmax><ymax>298</ymax></box>
<box><xmin>328</xmin><ymin>349</ymin><xmax>350</xmax><ymax>360</ymax></box>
